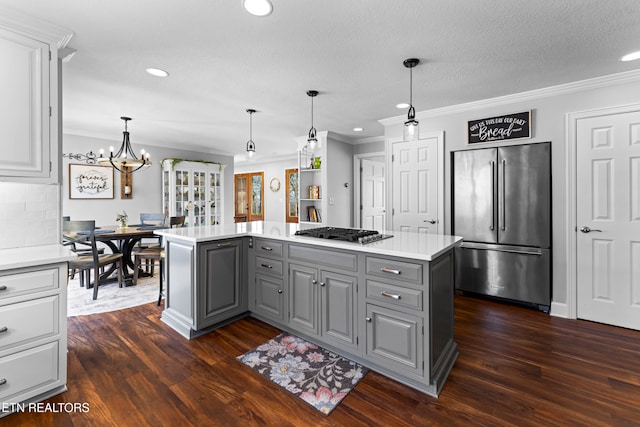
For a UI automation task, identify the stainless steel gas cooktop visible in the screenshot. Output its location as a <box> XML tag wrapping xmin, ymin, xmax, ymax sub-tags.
<box><xmin>294</xmin><ymin>227</ymin><xmax>393</xmax><ymax>245</ymax></box>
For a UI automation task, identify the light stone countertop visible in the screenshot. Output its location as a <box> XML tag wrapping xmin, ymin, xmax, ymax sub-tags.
<box><xmin>0</xmin><ymin>244</ymin><xmax>76</xmax><ymax>271</ymax></box>
<box><xmin>156</xmin><ymin>221</ymin><xmax>462</xmax><ymax>261</ymax></box>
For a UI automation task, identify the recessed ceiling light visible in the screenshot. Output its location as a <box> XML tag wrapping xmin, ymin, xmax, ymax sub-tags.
<box><xmin>145</xmin><ymin>68</ymin><xmax>169</xmax><ymax>77</ymax></box>
<box><xmin>620</xmin><ymin>51</ymin><xmax>640</xmax><ymax>62</ymax></box>
<box><xmin>396</xmin><ymin>102</ymin><xmax>410</xmax><ymax>109</ymax></box>
<box><xmin>353</xmin><ymin>127</ymin><xmax>364</xmax><ymax>132</ymax></box>
<box><xmin>242</xmin><ymin>0</ymin><xmax>273</xmax><ymax>17</ymax></box>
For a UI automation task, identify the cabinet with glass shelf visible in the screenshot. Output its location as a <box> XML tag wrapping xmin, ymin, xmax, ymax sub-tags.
<box><xmin>162</xmin><ymin>159</ymin><xmax>224</xmax><ymax>226</ymax></box>
<box><xmin>298</xmin><ymin>145</ymin><xmax>323</xmax><ymax>225</ymax></box>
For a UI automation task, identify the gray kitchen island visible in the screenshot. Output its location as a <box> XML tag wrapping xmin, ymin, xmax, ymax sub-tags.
<box><xmin>155</xmin><ymin>222</ymin><xmax>462</xmax><ymax>397</ymax></box>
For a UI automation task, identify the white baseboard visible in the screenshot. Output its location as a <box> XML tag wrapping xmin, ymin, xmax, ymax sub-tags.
<box><xmin>550</xmin><ymin>301</ymin><xmax>569</xmax><ymax>318</ymax></box>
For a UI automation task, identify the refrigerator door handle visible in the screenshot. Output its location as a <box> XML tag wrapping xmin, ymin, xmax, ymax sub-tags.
<box><xmin>500</xmin><ymin>159</ymin><xmax>506</xmax><ymax>231</ymax></box>
<box><xmin>462</xmin><ymin>244</ymin><xmax>542</xmax><ymax>256</ymax></box>
<box><xmin>490</xmin><ymin>160</ymin><xmax>496</xmax><ymax>230</ymax></box>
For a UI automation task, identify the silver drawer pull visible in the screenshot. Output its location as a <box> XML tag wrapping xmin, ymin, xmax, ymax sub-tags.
<box><xmin>380</xmin><ymin>267</ymin><xmax>401</xmax><ymax>275</ymax></box>
<box><xmin>0</xmin><ymin>326</ymin><xmax>7</xmax><ymax>333</ymax></box>
<box><xmin>261</xmin><ymin>246</ymin><xmax>273</xmax><ymax>251</ymax></box>
<box><xmin>381</xmin><ymin>291</ymin><xmax>401</xmax><ymax>300</ymax></box>
<box><xmin>0</xmin><ymin>378</ymin><xmax>6</xmax><ymax>386</ymax></box>
<box><xmin>0</xmin><ymin>286</ymin><xmax>6</xmax><ymax>291</ymax></box>
<box><xmin>217</xmin><ymin>243</ymin><xmax>233</xmax><ymax>248</ymax></box>
<box><xmin>261</xmin><ymin>263</ymin><xmax>273</xmax><ymax>269</ymax></box>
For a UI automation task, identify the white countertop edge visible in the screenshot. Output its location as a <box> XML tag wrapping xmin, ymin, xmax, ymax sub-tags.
<box><xmin>156</xmin><ymin>223</ymin><xmax>463</xmax><ymax>262</ymax></box>
<box><xmin>0</xmin><ymin>244</ymin><xmax>76</xmax><ymax>271</ymax></box>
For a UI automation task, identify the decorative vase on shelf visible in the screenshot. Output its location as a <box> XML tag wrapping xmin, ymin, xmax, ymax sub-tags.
<box><xmin>314</xmin><ymin>157</ymin><xmax>321</xmax><ymax>169</ymax></box>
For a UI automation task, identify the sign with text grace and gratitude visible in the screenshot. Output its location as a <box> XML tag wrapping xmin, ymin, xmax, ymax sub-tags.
<box><xmin>467</xmin><ymin>111</ymin><xmax>531</xmax><ymax>144</ymax></box>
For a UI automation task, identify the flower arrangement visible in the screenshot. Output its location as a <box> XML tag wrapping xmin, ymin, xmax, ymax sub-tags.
<box><xmin>116</xmin><ymin>210</ymin><xmax>128</xmax><ymax>228</ymax></box>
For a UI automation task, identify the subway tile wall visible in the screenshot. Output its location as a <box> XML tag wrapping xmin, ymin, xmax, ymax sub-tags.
<box><xmin>0</xmin><ymin>183</ymin><xmax>60</xmax><ymax>250</ymax></box>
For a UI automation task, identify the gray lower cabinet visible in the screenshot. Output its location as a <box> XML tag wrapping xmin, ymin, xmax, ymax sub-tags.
<box><xmin>288</xmin><ymin>263</ymin><xmax>358</xmax><ymax>351</ymax></box>
<box><xmin>254</xmin><ymin>274</ymin><xmax>285</xmax><ymax>321</ymax></box>
<box><xmin>197</xmin><ymin>239</ymin><xmax>245</xmax><ymax>329</ymax></box>
<box><xmin>365</xmin><ymin>304</ymin><xmax>423</xmax><ymax>377</ymax></box>
<box><xmin>162</xmin><ymin>237</ymin><xmax>247</xmax><ymax>338</ymax></box>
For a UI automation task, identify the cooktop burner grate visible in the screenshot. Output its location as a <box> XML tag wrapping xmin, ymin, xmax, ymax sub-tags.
<box><xmin>294</xmin><ymin>227</ymin><xmax>393</xmax><ymax>244</ymax></box>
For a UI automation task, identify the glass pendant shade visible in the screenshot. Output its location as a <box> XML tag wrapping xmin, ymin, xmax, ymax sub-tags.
<box><xmin>97</xmin><ymin>116</ymin><xmax>151</xmax><ymax>173</ymax></box>
<box><xmin>403</xmin><ymin>106</ymin><xmax>420</xmax><ymax>141</ymax></box>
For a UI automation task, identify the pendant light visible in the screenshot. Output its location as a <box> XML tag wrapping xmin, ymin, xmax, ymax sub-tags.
<box><xmin>402</xmin><ymin>58</ymin><xmax>420</xmax><ymax>141</ymax></box>
<box><xmin>246</xmin><ymin>109</ymin><xmax>256</xmax><ymax>160</ymax></box>
<box><xmin>97</xmin><ymin>116</ymin><xmax>151</xmax><ymax>173</ymax></box>
<box><xmin>306</xmin><ymin>90</ymin><xmax>319</xmax><ymax>150</ymax></box>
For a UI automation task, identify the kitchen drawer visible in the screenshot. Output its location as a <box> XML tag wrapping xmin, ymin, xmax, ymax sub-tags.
<box><xmin>0</xmin><ymin>296</ymin><xmax>59</xmax><ymax>353</ymax></box>
<box><xmin>255</xmin><ymin>256</ymin><xmax>284</xmax><ymax>277</ymax></box>
<box><xmin>0</xmin><ymin>341</ymin><xmax>61</xmax><ymax>402</ymax></box>
<box><xmin>0</xmin><ymin>268</ymin><xmax>59</xmax><ymax>301</ymax></box>
<box><xmin>254</xmin><ymin>239</ymin><xmax>283</xmax><ymax>257</ymax></box>
<box><xmin>289</xmin><ymin>244</ymin><xmax>357</xmax><ymax>272</ymax></box>
<box><xmin>366</xmin><ymin>280</ymin><xmax>422</xmax><ymax>311</ymax></box>
<box><xmin>366</xmin><ymin>257</ymin><xmax>422</xmax><ymax>284</ymax></box>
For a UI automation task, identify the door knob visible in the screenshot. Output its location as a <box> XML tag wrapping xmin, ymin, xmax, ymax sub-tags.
<box><xmin>580</xmin><ymin>226</ymin><xmax>602</xmax><ymax>233</ymax></box>
<box><xmin>424</xmin><ymin>219</ymin><xmax>437</xmax><ymax>224</ymax></box>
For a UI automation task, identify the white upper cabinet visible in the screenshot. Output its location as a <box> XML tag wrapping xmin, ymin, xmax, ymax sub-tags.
<box><xmin>0</xmin><ymin>8</ymin><xmax>73</xmax><ymax>183</ymax></box>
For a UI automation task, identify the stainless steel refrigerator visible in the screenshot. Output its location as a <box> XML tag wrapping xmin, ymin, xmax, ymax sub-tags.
<box><xmin>452</xmin><ymin>142</ymin><xmax>551</xmax><ymax>310</ymax></box>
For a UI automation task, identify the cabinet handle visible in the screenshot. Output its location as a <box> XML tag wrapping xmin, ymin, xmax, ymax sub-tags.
<box><xmin>261</xmin><ymin>246</ymin><xmax>273</xmax><ymax>251</ymax></box>
<box><xmin>0</xmin><ymin>326</ymin><xmax>7</xmax><ymax>333</ymax></box>
<box><xmin>365</xmin><ymin>317</ymin><xmax>372</xmax><ymax>322</ymax></box>
<box><xmin>217</xmin><ymin>243</ymin><xmax>233</xmax><ymax>248</ymax></box>
<box><xmin>319</xmin><ymin>282</ymin><xmax>326</xmax><ymax>287</ymax></box>
<box><xmin>312</xmin><ymin>279</ymin><xmax>318</xmax><ymax>284</ymax></box>
<box><xmin>0</xmin><ymin>285</ymin><xmax>6</xmax><ymax>291</ymax></box>
<box><xmin>261</xmin><ymin>263</ymin><xmax>273</xmax><ymax>269</ymax></box>
<box><xmin>277</xmin><ymin>289</ymin><xmax>283</xmax><ymax>294</ymax></box>
<box><xmin>0</xmin><ymin>378</ymin><xmax>6</xmax><ymax>386</ymax></box>
<box><xmin>381</xmin><ymin>291</ymin><xmax>401</xmax><ymax>300</ymax></box>
<box><xmin>380</xmin><ymin>267</ymin><xmax>401</xmax><ymax>275</ymax></box>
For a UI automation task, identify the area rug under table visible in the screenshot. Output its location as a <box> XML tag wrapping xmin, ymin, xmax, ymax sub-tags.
<box><xmin>237</xmin><ymin>333</ymin><xmax>369</xmax><ymax>415</ymax></box>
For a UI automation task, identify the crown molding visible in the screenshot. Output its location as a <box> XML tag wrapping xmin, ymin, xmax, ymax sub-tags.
<box><xmin>0</xmin><ymin>6</ymin><xmax>74</xmax><ymax>48</ymax></box>
<box><xmin>379</xmin><ymin>69</ymin><xmax>640</xmax><ymax>126</ymax></box>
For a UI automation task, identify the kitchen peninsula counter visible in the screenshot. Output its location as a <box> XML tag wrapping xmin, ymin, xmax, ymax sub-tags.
<box><xmin>156</xmin><ymin>222</ymin><xmax>462</xmax><ymax>397</ymax></box>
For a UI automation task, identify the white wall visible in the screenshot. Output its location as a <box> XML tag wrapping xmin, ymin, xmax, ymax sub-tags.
<box><xmin>235</xmin><ymin>156</ymin><xmax>298</xmax><ymax>222</ymax></box>
<box><xmin>62</xmin><ymin>134</ymin><xmax>234</xmax><ymax>226</ymax></box>
<box><xmin>381</xmin><ymin>71</ymin><xmax>640</xmax><ymax>309</ymax></box>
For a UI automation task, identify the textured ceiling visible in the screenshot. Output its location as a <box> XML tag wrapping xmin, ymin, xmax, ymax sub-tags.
<box><xmin>3</xmin><ymin>0</ymin><xmax>640</xmax><ymax>162</ymax></box>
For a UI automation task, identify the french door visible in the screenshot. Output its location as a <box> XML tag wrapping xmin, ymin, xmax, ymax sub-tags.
<box><xmin>234</xmin><ymin>172</ymin><xmax>264</xmax><ymax>222</ymax></box>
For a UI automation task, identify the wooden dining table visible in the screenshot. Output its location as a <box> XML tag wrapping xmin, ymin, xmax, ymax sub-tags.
<box><xmin>92</xmin><ymin>224</ymin><xmax>166</xmax><ymax>285</ymax></box>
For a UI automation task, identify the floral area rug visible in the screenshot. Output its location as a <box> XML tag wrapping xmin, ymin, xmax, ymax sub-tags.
<box><xmin>237</xmin><ymin>333</ymin><xmax>368</xmax><ymax>415</ymax></box>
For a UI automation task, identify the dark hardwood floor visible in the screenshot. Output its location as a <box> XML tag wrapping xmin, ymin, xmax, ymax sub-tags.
<box><xmin>6</xmin><ymin>296</ymin><xmax>640</xmax><ymax>426</ymax></box>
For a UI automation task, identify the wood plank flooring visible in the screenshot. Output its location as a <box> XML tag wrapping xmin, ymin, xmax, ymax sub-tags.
<box><xmin>6</xmin><ymin>295</ymin><xmax>640</xmax><ymax>426</ymax></box>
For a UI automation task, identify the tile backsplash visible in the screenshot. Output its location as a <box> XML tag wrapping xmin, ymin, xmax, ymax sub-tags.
<box><xmin>0</xmin><ymin>182</ymin><xmax>60</xmax><ymax>250</ymax></box>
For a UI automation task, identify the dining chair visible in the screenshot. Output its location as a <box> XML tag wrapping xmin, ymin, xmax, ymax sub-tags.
<box><xmin>63</xmin><ymin>220</ymin><xmax>124</xmax><ymax>300</ymax></box>
<box><xmin>63</xmin><ymin>216</ymin><xmax>105</xmax><ymax>282</ymax></box>
<box><xmin>133</xmin><ymin>215</ymin><xmax>185</xmax><ymax>305</ymax></box>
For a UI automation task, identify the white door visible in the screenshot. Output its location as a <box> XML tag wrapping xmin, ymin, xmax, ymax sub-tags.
<box><xmin>576</xmin><ymin>111</ymin><xmax>640</xmax><ymax>330</ymax></box>
<box><xmin>361</xmin><ymin>159</ymin><xmax>385</xmax><ymax>230</ymax></box>
<box><xmin>391</xmin><ymin>137</ymin><xmax>439</xmax><ymax>233</ymax></box>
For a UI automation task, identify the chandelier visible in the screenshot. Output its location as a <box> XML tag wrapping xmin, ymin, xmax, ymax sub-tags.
<box><xmin>96</xmin><ymin>116</ymin><xmax>151</xmax><ymax>173</ymax></box>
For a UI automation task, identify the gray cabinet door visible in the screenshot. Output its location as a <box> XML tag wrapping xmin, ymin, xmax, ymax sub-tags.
<box><xmin>366</xmin><ymin>304</ymin><xmax>423</xmax><ymax>377</ymax></box>
<box><xmin>289</xmin><ymin>263</ymin><xmax>318</xmax><ymax>335</ymax></box>
<box><xmin>197</xmin><ymin>239</ymin><xmax>244</xmax><ymax>328</ymax></box>
<box><xmin>255</xmin><ymin>274</ymin><xmax>284</xmax><ymax>321</ymax></box>
<box><xmin>321</xmin><ymin>271</ymin><xmax>357</xmax><ymax>350</ymax></box>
